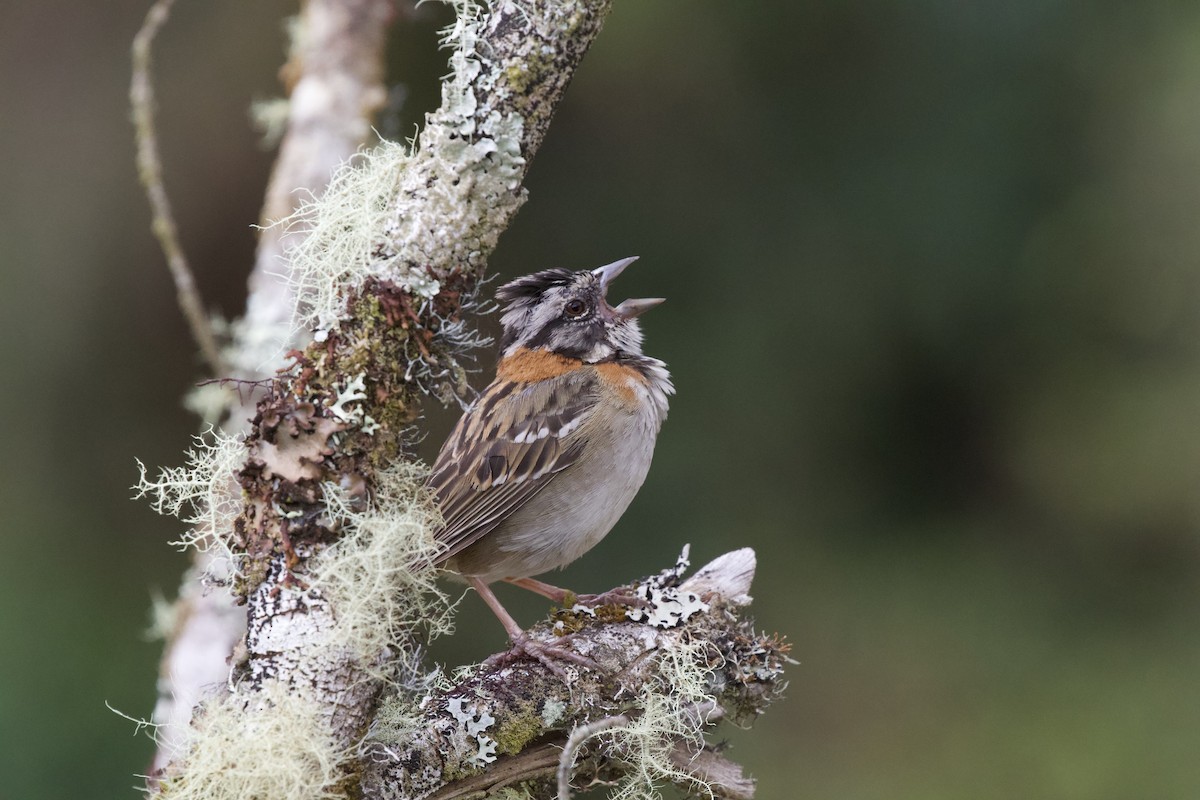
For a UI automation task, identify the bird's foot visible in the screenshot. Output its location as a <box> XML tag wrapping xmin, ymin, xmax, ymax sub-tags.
<box><xmin>485</xmin><ymin>631</ymin><xmax>596</xmax><ymax>679</ymax></box>
<box><xmin>504</xmin><ymin>577</ymin><xmax>649</xmax><ymax>610</ymax></box>
<box><xmin>575</xmin><ymin>587</ymin><xmax>649</xmax><ymax>609</ymax></box>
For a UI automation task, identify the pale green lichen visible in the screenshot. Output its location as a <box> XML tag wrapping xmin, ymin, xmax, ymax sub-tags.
<box><xmin>282</xmin><ymin>0</ymin><xmax>527</xmax><ymax>336</ymax></box>
<box><xmin>368</xmin><ymin>693</ymin><xmax>425</xmax><ymax>745</ymax></box>
<box><xmin>327</xmin><ymin>372</ymin><xmax>369</xmax><ymax>423</ymax></box>
<box><xmin>278</xmin><ymin>139</ymin><xmax>414</xmax><ymax>335</ymax></box>
<box><xmin>603</xmin><ymin>637</ymin><xmax>719</xmax><ymax>800</ymax></box>
<box><xmin>489</xmin><ymin>788</ymin><xmax>536</xmax><ymax>800</ymax></box>
<box><xmin>308</xmin><ymin>462</ymin><xmax>454</xmax><ymax>681</ymax></box>
<box><xmin>249</xmin><ymin>97</ymin><xmax>290</xmax><ymax>149</ymax></box>
<box><xmin>540</xmin><ymin>697</ymin><xmax>567</xmax><ymax>728</ymax></box>
<box><xmin>145</xmin><ymin>589</ymin><xmax>179</xmax><ymax>642</ymax></box>
<box><xmin>158</xmin><ymin>682</ymin><xmax>351</xmax><ymax>800</ymax></box>
<box><xmin>492</xmin><ymin>702</ymin><xmax>544</xmax><ymax>756</ymax></box>
<box><xmin>183</xmin><ymin>382</ymin><xmax>236</xmax><ymax>427</ymax></box>
<box><xmin>134</xmin><ymin>427</ymin><xmax>245</xmax><ymax>568</ymax></box>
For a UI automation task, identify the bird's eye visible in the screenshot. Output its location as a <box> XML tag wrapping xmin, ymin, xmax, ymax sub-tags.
<box><xmin>563</xmin><ymin>298</ymin><xmax>588</xmax><ymax>319</ymax></box>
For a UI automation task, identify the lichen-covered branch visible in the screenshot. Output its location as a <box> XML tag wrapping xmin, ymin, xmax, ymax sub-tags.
<box><xmin>238</xmin><ymin>0</ymin><xmax>395</xmax><ymax>381</ymax></box>
<box><xmin>360</xmin><ymin>550</ymin><xmax>785</xmax><ymax>800</ymax></box>
<box><xmin>285</xmin><ymin>0</ymin><xmax>615</xmax><ymax>338</ymax></box>
<box><xmin>145</xmin><ymin>0</ymin><xmax>395</xmax><ymax>779</ymax></box>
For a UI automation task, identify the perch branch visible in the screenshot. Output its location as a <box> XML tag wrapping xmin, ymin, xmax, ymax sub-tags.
<box><xmin>360</xmin><ymin>549</ymin><xmax>784</xmax><ymax>799</ymax></box>
<box><xmin>131</xmin><ymin>0</ymin><xmax>226</xmax><ymax>375</ymax></box>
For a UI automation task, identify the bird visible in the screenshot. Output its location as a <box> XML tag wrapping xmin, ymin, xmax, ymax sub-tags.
<box><xmin>427</xmin><ymin>256</ymin><xmax>673</xmax><ymax>673</ymax></box>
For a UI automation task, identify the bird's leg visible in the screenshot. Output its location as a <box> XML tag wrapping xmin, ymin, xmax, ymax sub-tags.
<box><xmin>505</xmin><ymin>576</ymin><xmax>647</xmax><ymax>609</ymax></box>
<box><xmin>470</xmin><ymin>577</ymin><xmax>596</xmax><ymax>678</ymax></box>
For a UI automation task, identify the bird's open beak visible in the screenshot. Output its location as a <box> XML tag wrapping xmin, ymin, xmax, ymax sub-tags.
<box><xmin>593</xmin><ymin>256</ymin><xmax>639</xmax><ymax>289</ymax></box>
<box><xmin>611</xmin><ymin>297</ymin><xmax>665</xmax><ymax>318</ymax></box>
<box><xmin>593</xmin><ymin>256</ymin><xmax>666</xmax><ymax>319</ymax></box>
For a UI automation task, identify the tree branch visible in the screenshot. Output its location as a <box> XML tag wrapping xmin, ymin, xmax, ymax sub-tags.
<box><xmin>239</xmin><ymin>0</ymin><xmax>396</xmax><ymax>380</ymax></box>
<box><xmin>359</xmin><ymin>549</ymin><xmax>784</xmax><ymax>799</ymax></box>
<box><xmin>146</xmin><ymin>0</ymin><xmax>395</xmax><ymax>777</ymax></box>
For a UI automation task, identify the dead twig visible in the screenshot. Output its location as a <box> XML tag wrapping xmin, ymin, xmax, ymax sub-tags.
<box><xmin>557</xmin><ymin>714</ymin><xmax>632</xmax><ymax>800</ymax></box>
<box><xmin>131</xmin><ymin>0</ymin><xmax>227</xmax><ymax>375</ymax></box>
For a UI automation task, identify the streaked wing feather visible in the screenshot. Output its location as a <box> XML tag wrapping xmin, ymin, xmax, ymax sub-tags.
<box><xmin>429</xmin><ymin>372</ymin><xmax>597</xmax><ymax>562</ymax></box>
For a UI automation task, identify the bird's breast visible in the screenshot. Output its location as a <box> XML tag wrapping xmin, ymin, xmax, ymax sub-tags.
<box><xmin>450</xmin><ymin>379</ymin><xmax>665</xmax><ymax>582</ymax></box>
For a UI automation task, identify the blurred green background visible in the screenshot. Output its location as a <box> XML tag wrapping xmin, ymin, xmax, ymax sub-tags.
<box><xmin>3</xmin><ymin>1</ymin><xmax>1199</xmax><ymax>797</ymax></box>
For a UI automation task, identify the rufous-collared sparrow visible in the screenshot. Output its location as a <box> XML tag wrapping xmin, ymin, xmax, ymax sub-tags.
<box><xmin>428</xmin><ymin>256</ymin><xmax>673</xmax><ymax>672</ymax></box>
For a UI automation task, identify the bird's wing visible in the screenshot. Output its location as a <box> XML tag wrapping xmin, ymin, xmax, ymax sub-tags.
<box><xmin>428</xmin><ymin>369</ymin><xmax>600</xmax><ymax>563</ymax></box>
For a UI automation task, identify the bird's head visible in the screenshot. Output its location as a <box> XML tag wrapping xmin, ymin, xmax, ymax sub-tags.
<box><xmin>496</xmin><ymin>256</ymin><xmax>664</xmax><ymax>362</ymax></box>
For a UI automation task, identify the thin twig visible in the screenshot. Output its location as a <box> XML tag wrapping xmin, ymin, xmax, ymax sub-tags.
<box><xmin>557</xmin><ymin>715</ymin><xmax>631</xmax><ymax>800</ymax></box>
<box><xmin>131</xmin><ymin>0</ymin><xmax>227</xmax><ymax>375</ymax></box>
<box><xmin>426</xmin><ymin>744</ymin><xmax>561</xmax><ymax>800</ymax></box>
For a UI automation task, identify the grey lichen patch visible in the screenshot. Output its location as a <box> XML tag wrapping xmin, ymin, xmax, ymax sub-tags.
<box><xmin>626</xmin><ymin>588</ymin><xmax>708</xmax><ymax>629</ymax></box>
<box><xmin>540</xmin><ymin>697</ymin><xmax>567</xmax><ymax>728</ymax></box>
<box><xmin>327</xmin><ymin>373</ymin><xmax>369</xmax><ymax>424</ymax></box>
<box><xmin>626</xmin><ymin>545</ymin><xmax>711</xmax><ymax>628</ymax></box>
<box><xmin>447</xmin><ymin>696</ymin><xmax>498</xmax><ymax>766</ymax></box>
